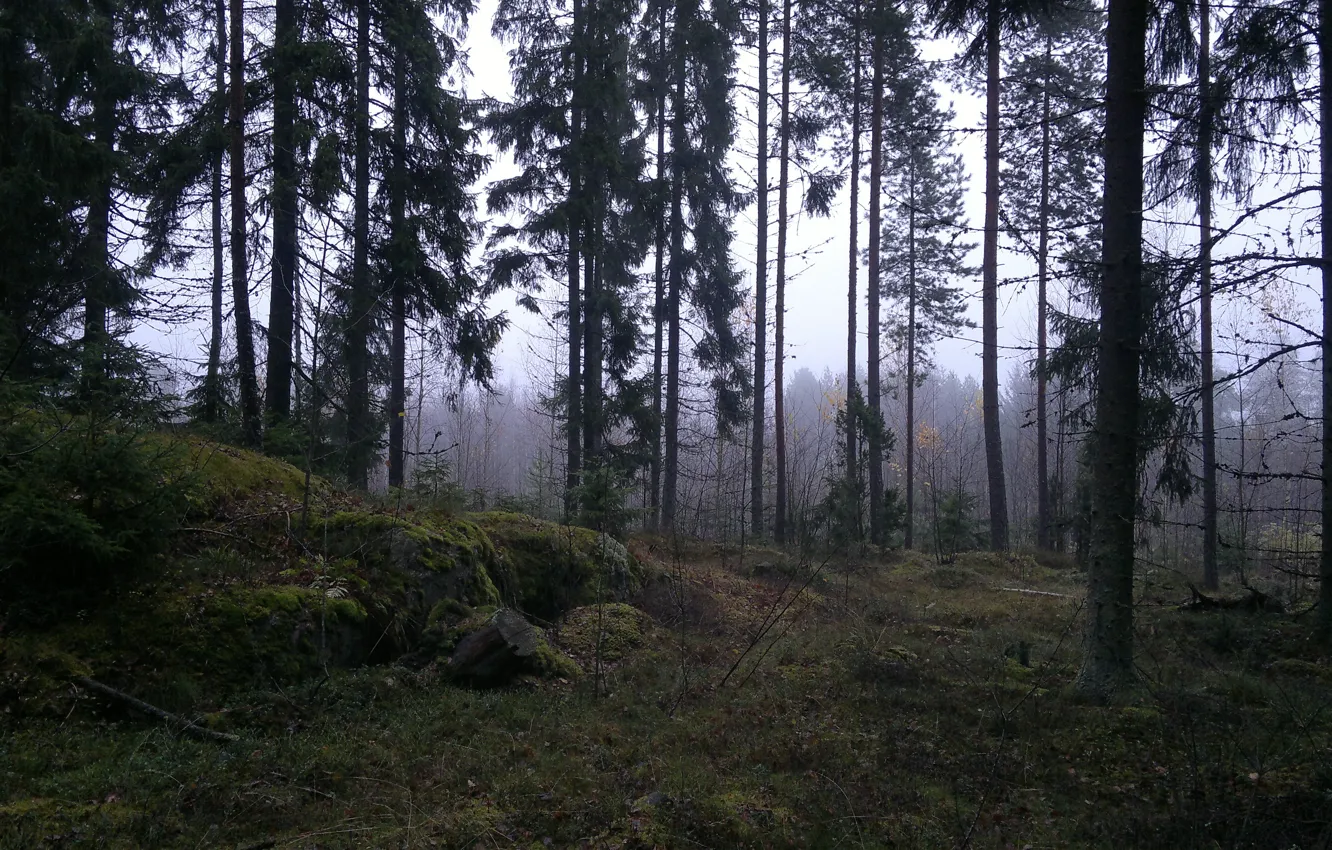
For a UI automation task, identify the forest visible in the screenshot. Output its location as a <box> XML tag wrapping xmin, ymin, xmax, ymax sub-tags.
<box><xmin>1</xmin><ymin>0</ymin><xmax>1331</xmax><ymax>845</ymax></box>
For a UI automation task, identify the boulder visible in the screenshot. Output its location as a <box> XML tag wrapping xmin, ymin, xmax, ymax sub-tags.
<box><xmin>447</xmin><ymin>609</ymin><xmax>580</xmax><ymax>685</ymax></box>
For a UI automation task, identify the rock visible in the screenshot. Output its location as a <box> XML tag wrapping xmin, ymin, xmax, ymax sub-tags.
<box><xmin>447</xmin><ymin>609</ymin><xmax>580</xmax><ymax>685</ymax></box>
<box><xmin>471</xmin><ymin>512</ymin><xmax>644</xmax><ymax>619</ymax></box>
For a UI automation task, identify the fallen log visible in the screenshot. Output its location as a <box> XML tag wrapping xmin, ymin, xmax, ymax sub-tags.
<box><xmin>73</xmin><ymin>676</ymin><xmax>239</xmax><ymax>744</ymax></box>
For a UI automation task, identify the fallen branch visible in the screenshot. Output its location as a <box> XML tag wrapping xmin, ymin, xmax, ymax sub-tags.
<box><xmin>73</xmin><ymin>676</ymin><xmax>239</xmax><ymax>744</ymax></box>
<box><xmin>999</xmin><ymin>587</ymin><xmax>1074</xmax><ymax>599</ymax></box>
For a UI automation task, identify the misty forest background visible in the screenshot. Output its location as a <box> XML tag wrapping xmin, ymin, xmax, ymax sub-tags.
<box><xmin>3</xmin><ymin>0</ymin><xmax>1331</xmax><ymax>701</ymax></box>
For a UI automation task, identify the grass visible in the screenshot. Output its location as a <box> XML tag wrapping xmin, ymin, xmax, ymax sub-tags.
<box><xmin>3</xmin><ymin>543</ymin><xmax>1331</xmax><ymax>848</ymax></box>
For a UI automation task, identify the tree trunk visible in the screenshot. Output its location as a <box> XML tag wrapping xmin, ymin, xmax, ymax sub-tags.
<box><xmin>583</xmin><ymin>221</ymin><xmax>602</xmax><ymax>466</ymax></box>
<box><xmin>866</xmin><ymin>21</ymin><xmax>884</xmax><ymax>545</ymax></box>
<box><xmin>905</xmin><ymin>160</ymin><xmax>917</xmax><ymax>550</ymax></box>
<box><xmin>751</xmin><ymin>0</ymin><xmax>769</xmax><ymax>539</ymax></box>
<box><xmin>266</xmin><ymin>0</ymin><xmax>298</xmax><ymax>423</ymax></box>
<box><xmin>388</xmin><ymin>42</ymin><xmax>407</xmax><ymax>489</ymax></box>
<box><xmin>981</xmin><ymin>0</ymin><xmax>1009</xmax><ymax>550</ymax></box>
<box><xmin>845</xmin><ymin>0</ymin><xmax>861</xmax><ymax>503</ymax></box>
<box><xmin>565</xmin><ymin>0</ymin><xmax>584</xmax><ymax>518</ymax></box>
<box><xmin>650</xmin><ymin>0</ymin><xmax>666</xmax><ymax>531</ymax></box>
<box><xmin>205</xmin><ymin>0</ymin><xmax>225</xmax><ymax>423</ymax></box>
<box><xmin>1198</xmin><ymin>0</ymin><xmax>1219</xmax><ymax>590</ymax></box>
<box><xmin>1036</xmin><ymin>36</ymin><xmax>1052</xmax><ymax>551</ymax></box>
<box><xmin>229</xmin><ymin>0</ymin><xmax>262</xmax><ymax>447</ymax></box>
<box><xmin>773</xmin><ymin>0</ymin><xmax>792</xmax><ymax>543</ymax></box>
<box><xmin>1319</xmin><ymin>0</ymin><xmax>1332</xmax><ymax>643</ymax></box>
<box><xmin>663</xmin><ymin>0</ymin><xmax>690</xmax><ymax>533</ymax></box>
<box><xmin>346</xmin><ymin>0</ymin><xmax>372</xmax><ymax>487</ymax></box>
<box><xmin>82</xmin><ymin>2</ymin><xmax>114</xmax><ymax>399</ymax></box>
<box><xmin>1074</xmin><ymin>0</ymin><xmax>1149</xmax><ymax>700</ymax></box>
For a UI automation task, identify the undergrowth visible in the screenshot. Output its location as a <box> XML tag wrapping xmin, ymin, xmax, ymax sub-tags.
<box><xmin>3</xmin><ymin>545</ymin><xmax>1331</xmax><ymax>848</ymax></box>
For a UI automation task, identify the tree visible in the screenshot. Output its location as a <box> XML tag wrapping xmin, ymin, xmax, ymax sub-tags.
<box><xmin>752</xmin><ymin>0</ymin><xmax>771</xmax><ymax>539</ymax></box>
<box><xmin>880</xmin><ymin>51</ymin><xmax>974</xmax><ymax>551</ymax></box>
<box><xmin>931</xmin><ymin>0</ymin><xmax>1054</xmax><ymax>550</ymax></box>
<box><xmin>384</xmin><ymin>0</ymin><xmax>500</xmax><ymax>489</ymax></box>
<box><xmin>1210</xmin><ymin>0</ymin><xmax>1325</xmax><ymax>636</ymax></box>
<box><xmin>1074</xmin><ymin>0</ymin><xmax>1150</xmax><ymax>700</ymax></box>
<box><xmin>773</xmin><ymin>0</ymin><xmax>793</xmax><ymax>541</ymax></box>
<box><xmin>229</xmin><ymin>0</ymin><xmax>261</xmax><ymax>446</ymax></box>
<box><xmin>265</xmin><ymin>0</ymin><xmax>300</xmax><ymax>424</ymax></box>
<box><xmin>1002</xmin><ymin>10</ymin><xmax>1102</xmax><ymax>550</ymax></box>
<box><xmin>661</xmin><ymin>0</ymin><xmax>749</xmax><ymax>533</ymax></box>
<box><xmin>865</xmin><ymin>1</ymin><xmax>886</xmax><ymax>544</ymax></box>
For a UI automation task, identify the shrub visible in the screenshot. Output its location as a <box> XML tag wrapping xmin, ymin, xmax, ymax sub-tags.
<box><xmin>0</xmin><ymin>410</ymin><xmax>190</xmax><ymax>621</ymax></box>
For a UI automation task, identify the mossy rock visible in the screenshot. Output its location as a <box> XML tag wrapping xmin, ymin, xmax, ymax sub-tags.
<box><xmin>926</xmin><ymin>565</ymin><xmax>981</xmax><ymax>590</ymax></box>
<box><xmin>315</xmin><ymin>511</ymin><xmax>500</xmax><ymax>655</ymax></box>
<box><xmin>3</xmin><ymin>585</ymin><xmax>369</xmax><ymax>715</ymax></box>
<box><xmin>159</xmin><ymin>437</ymin><xmax>327</xmax><ymax>511</ymax></box>
<box><xmin>556</xmin><ymin>603</ymin><xmax>649</xmax><ymax>664</ymax></box>
<box><xmin>445</xmin><ymin>608</ymin><xmax>581</xmax><ymax>685</ymax></box>
<box><xmin>470</xmin><ymin>512</ymin><xmax>643</xmax><ymax>620</ymax></box>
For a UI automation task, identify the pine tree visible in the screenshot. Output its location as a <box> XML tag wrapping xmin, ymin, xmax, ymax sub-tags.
<box><xmin>1002</xmin><ymin>10</ymin><xmax>1102</xmax><ymax>550</ymax></box>
<box><xmin>752</xmin><ymin>0</ymin><xmax>771</xmax><ymax>539</ymax></box>
<box><xmin>880</xmin><ymin>52</ymin><xmax>975</xmax><ymax>551</ymax></box>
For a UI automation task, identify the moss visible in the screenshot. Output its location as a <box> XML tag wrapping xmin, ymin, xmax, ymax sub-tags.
<box><xmin>556</xmin><ymin>603</ymin><xmax>649</xmax><ymax>664</ymax></box>
<box><xmin>471</xmin><ymin>511</ymin><xmax>643</xmax><ymax>620</ymax></box>
<box><xmin>156</xmin><ymin>437</ymin><xmax>326</xmax><ymax>510</ymax></box>
<box><xmin>3</xmin><ymin>584</ymin><xmax>370</xmax><ymax>715</ymax></box>
<box><xmin>313</xmin><ymin>510</ymin><xmax>501</xmax><ymax>657</ymax></box>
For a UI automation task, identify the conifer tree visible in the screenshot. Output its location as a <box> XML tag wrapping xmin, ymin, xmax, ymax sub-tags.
<box><xmin>229</xmin><ymin>0</ymin><xmax>262</xmax><ymax>446</ymax></box>
<box><xmin>880</xmin><ymin>54</ymin><xmax>974</xmax><ymax>551</ymax></box>
<box><xmin>1002</xmin><ymin>10</ymin><xmax>1102</xmax><ymax>550</ymax></box>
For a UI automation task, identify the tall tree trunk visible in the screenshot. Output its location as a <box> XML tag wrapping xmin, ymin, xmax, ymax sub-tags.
<box><xmin>1198</xmin><ymin>0</ymin><xmax>1219</xmax><ymax>590</ymax></box>
<box><xmin>205</xmin><ymin>0</ymin><xmax>226</xmax><ymax>423</ymax></box>
<box><xmin>1318</xmin><ymin>0</ymin><xmax>1332</xmax><ymax>643</ymax></box>
<box><xmin>82</xmin><ymin>4</ymin><xmax>114</xmax><ymax>399</ymax></box>
<box><xmin>346</xmin><ymin>0</ymin><xmax>372</xmax><ymax>487</ymax></box>
<box><xmin>388</xmin><ymin>42</ymin><xmax>407</xmax><ymax>489</ymax></box>
<box><xmin>981</xmin><ymin>0</ymin><xmax>1008</xmax><ymax>550</ymax></box>
<box><xmin>905</xmin><ymin>159</ymin><xmax>917</xmax><ymax>550</ymax></box>
<box><xmin>1074</xmin><ymin>0</ymin><xmax>1149</xmax><ymax>700</ymax></box>
<box><xmin>751</xmin><ymin>0</ymin><xmax>769</xmax><ymax>539</ymax></box>
<box><xmin>773</xmin><ymin>0</ymin><xmax>791</xmax><ymax>542</ymax></box>
<box><xmin>1036</xmin><ymin>36</ymin><xmax>1052</xmax><ymax>551</ymax></box>
<box><xmin>583</xmin><ymin>218</ymin><xmax>602</xmax><ymax>465</ymax></box>
<box><xmin>230</xmin><ymin>0</ymin><xmax>262</xmax><ymax>447</ymax></box>
<box><xmin>866</xmin><ymin>19</ymin><xmax>885</xmax><ymax>544</ymax></box>
<box><xmin>565</xmin><ymin>0</ymin><xmax>584</xmax><ymax>518</ymax></box>
<box><xmin>845</xmin><ymin>0</ymin><xmax>861</xmax><ymax>502</ymax></box>
<box><xmin>650</xmin><ymin>1</ymin><xmax>666</xmax><ymax>530</ymax></box>
<box><xmin>663</xmin><ymin>0</ymin><xmax>690</xmax><ymax>532</ymax></box>
<box><xmin>266</xmin><ymin>0</ymin><xmax>298</xmax><ymax>423</ymax></box>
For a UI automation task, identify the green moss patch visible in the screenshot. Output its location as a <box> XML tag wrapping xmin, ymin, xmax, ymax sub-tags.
<box><xmin>555</xmin><ymin>603</ymin><xmax>649</xmax><ymax>665</ymax></box>
<box><xmin>471</xmin><ymin>511</ymin><xmax>643</xmax><ymax>620</ymax></box>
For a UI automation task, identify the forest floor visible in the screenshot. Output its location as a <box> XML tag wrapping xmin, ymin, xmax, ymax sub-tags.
<box><xmin>4</xmin><ymin>537</ymin><xmax>1332</xmax><ymax>848</ymax></box>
